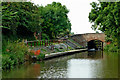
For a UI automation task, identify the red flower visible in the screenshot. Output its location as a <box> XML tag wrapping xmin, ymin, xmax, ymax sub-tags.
<box><xmin>34</xmin><ymin>50</ymin><xmax>40</xmax><ymax>55</ymax></box>
<box><xmin>107</xmin><ymin>42</ymin><xmax>111</xmax><ymax>45</ymax></box>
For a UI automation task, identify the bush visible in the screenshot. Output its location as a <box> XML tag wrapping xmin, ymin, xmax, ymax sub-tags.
<box><xmin>104</xmin><ymin>43</ymin><xmax>120</xmax><ymax>52</ymax></box>
<box><xmin>2</xmin><ymin>54</ymin><xmax>14</xmax><ymax>69</ymax></box>
<box><xmin>42</xmin><ymin>33</ymin><xmax>49</xmax><ymax>40</ymax></box>
<box><xmin>36</xmin><ymin>53</ymin><xmax>45</xmax><ymax>60</ymax></box>
<box><xmin>29</xmin><ymin>49</ymin><xmax>45</xmax><ymax>61</ymax></box>
<box><xmin>2</xmin><ymin>40</ymin><xmax>30</xmax><ymax>70</ymax></box>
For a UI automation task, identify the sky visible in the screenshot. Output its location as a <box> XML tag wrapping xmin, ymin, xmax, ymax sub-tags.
<box><xmin>30</xmin><ymin>0</ymin><xmax>99</xmax><ymax>34</ymax></box>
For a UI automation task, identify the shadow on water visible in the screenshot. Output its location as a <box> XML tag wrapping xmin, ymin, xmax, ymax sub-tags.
<box><xmin>87</xmin><ymin>51</ymin><xmax>103</xmax><ymax>59</ymax></box>
<box><xmin>88</xmin><ymin>40</ymin><xmax>103</xmax><ymax>51</ymax></box>
<box><xmin>2</xmin><ymin>51</ymin><xmax>118</xmax><ymax>78</ymax></box>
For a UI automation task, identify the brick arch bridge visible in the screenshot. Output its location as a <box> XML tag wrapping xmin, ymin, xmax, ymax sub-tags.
<box><xmin>70</xmin><ymin>33</ymin><xmax>106</xmax><ymax>47</ymax></box>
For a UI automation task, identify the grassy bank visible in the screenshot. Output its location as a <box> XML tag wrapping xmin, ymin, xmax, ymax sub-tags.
<box><xmin>2</xmin><ymin>39</ymin><xmax>73</xmax><ymax>70</ymax></box>
<box><xmin>2</xmin><ymin>40</ymin><xmax>46</xmax><ymax>70</ymax></box>
<box><xmin>2</xmin><ymin>40</ymin><xmax>29</xmax><ymax>70</ymax></box>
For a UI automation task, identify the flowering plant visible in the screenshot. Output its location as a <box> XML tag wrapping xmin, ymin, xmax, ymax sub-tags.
<box><xmin>30</xmin><ymin>49</ymin><xmax>45</xmax><ymax>60</ymax></box>
<box><xmin>34</xmin><ymin>50</ymin><xmax>40</xmax><ymax>55</ymax></box>
<box><xmin>30</xmin><ymin>49</ymin><xmax>40</xmax><ymax>56</ymax></box>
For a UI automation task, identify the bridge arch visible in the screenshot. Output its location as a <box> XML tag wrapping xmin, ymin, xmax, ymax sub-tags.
<box><xmin>70</xmin><ymin>33</ymin><xmax>105</xmax><ymax>49</ymax></box>
<box><xmin>87</xmin><ymin>39</ymin><xmax>105</xmax><ymax>43</ymax></box>
<box><xmin>87</xmin><ymin>39</ymin><xmax>104</xmax><ymax>50</ymax></box>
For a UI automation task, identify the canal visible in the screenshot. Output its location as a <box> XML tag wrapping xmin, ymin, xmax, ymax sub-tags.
<box><xmin>2</xmin><ymin>51</ymin><xmax>119</xmax><ymax>78</ymax></box>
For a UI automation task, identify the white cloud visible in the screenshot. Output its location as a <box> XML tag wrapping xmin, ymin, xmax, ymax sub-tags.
<box><xmin>31</xmin><ymin>0</ymin><xmax>99</xmax><ymax>34</ymax></box>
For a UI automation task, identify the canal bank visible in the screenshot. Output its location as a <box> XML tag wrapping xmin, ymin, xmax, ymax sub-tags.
<box><xmin>30</xmin><ymin>41</ymin><xmax>87</xmax><ymax>61</ymax></box>
<box><xmin>2</xmin><ymin>51</ymin><xmax>118</xmax><ymax>78</ymax></box>
<box><xmin>44</xmin><ymin>48</ymin><xmax>87</xmax><ymax>60</ymax></box>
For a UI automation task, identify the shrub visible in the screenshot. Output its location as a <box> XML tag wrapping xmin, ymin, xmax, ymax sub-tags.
<box><xmin>2</xmin><ymin>54</ymin><xmax>14</xmax><ymax>69</ymax></box>
<box><xmin>36</xmin><ymin>53</ymin><xmax>45</xmax><ymax>60</ymax></box>
<box><xmin>29</xmin><ymin>49</ymin><xmax>45</xmax><ymax>60</ymax></box>
<box><xmin>104</xmin><ymin>43</ymin><xmax>120</xmax><ymax>52</ymax></box>
<box><xmin>42</xmin><ymin>33</ymin><xmax>49</xmax><ymax>40</ymax></box>
<box><xmin>2</xmin><ymin>40</ymin><xmax>30</xmax><ymax>70</ymax></box>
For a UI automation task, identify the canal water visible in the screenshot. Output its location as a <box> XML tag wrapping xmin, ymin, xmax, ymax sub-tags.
<box><xmin>2</xmin><ymin>51</ymin><xmax>119</xmax><ymax>78</ymax></box>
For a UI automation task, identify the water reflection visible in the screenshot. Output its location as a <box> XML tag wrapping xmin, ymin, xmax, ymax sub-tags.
<box><xmin>2</xmin><ymin>51</ymin><xmax>118</xmax><ymax>78</ymax></box>
<box><xmin>67</xmin><ymin>59</ymin><xmax>92</xmax><ymax>78</ymax></box>
<box><xmin>87</xmin><ymin>51</ymin><xmax>103</xmax><ymax>59</ymax></box>
<box><xmin>67</xmin><ymin>51</ymin><xmax>104</xmax><ymax>78</ymax></box>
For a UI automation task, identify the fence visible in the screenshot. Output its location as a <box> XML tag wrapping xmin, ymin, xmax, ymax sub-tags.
<box><xmin>25</xmin><ymin>39</ymin><xmax>66</xmax><ymax>47</ymax></box>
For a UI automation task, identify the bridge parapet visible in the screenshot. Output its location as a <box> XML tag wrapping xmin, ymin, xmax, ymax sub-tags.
<box><xmin>70</xmin><ymin>33</ymin><xmax>105</xmax><ymax>47</ymax></box>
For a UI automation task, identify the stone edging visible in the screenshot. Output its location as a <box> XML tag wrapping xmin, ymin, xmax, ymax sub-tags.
<box><xmin>44</xmin><ymin>49</ymin><xmax>88</xmax><ymax>60</ymax></box>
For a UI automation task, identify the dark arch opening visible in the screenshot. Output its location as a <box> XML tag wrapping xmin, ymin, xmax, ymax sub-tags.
<box><xmin>87</xmin><ymin>40</ymin><xmax>103</xmax><ymax>51</ymax></box>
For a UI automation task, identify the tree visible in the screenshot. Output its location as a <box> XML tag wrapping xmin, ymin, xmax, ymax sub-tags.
<box><xmin>89</xmin><ymin>1</ymin><xmax>120</xmax><ymax>48</ymax></box>
<box><xmin>38</xmin><ymin>2</ymin><xmax>71</xmax><ymax>39</ymax></box>
<box><xmin>2</xmin><ymin>2</ymin><xmax>71</xmax><ymax>40</ymax></box>
<box><xmin>2</xmin><ymin>2</ymin><xmax>42</xmax><ymax>39</ymax></box>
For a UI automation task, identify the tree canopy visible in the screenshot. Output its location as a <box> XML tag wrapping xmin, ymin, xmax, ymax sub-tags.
<box><xmin>89</xmin><ymin>1</ymin><xmax>120</xmax><ymax>48</ymax></box>
<box><xmin>2</xmin><ymin>2</ymin><xmax>71</xmax><ymax>40</ymax></box>
<box><xmin>38</xmin><ymin>2</ymin><xmax>71</xmax><ymax>39</ymax></box>
<box><xmin>2</xmin><ymin>2</ymin><xmax>42</xmax><ymax>37</ymax></box>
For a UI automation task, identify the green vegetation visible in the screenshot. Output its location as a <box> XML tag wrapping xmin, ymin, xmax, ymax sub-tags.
<box><xmin>89</xmin><ymin>1</ymin><xmax>120</xmax><ymax>52</ymax></box>
<box><xmin>2</xmin><ymin>1</ymin><xmax>71</xmax><ymax>70</ymax></box>
<box><xmin>41</xmin><ymin>48</ymin><xmax>47</xmax><ymax>52</ymax></box>
<box><xmin>39</xmin><ymin>2</ymin><xmax>71</xmax><ymax>39</ymax></box>
<box><xmin>2</xmin><ymin>2</ymin><xmax>71</xmax><ymax>40</ymax></box>
<box><xmin>68</xmin><ymin>46</ymin><xmax>72</xmax><ymax>50</ymax></box>
<box><xmin>2</xmin><ymin>40</ymin><xmax>29</xmax><ymax>70</ymax></box>
<box><xmin>54</xmin><ymin>47</ymin><xmax>61</xmax><ymax>52</ymax></box>
<box><xmin>2</xmin><ymin>2</ymin><xmax>40</xmax><ymax>40</ymax></box>
<box><xmin>104</xmin><ymin>43</ymin><xmax>120</xmax><ymax>52</ymax></box>
<box><xmin>36</xmin><ymin>53</ymin><xmax>45</xmax><ymax>61</ymax></box>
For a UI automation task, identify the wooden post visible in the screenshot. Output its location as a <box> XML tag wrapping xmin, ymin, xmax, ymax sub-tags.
<box><xmin>47</xmin><ymin>40</ymin><xmax>49</xmax><ymax>45</ymax></box>
<box><xmin>58</xmin><ymin>40</ymin><xmax>60</xmax><ymax>43</ymax></box>
<box><xmin>31</xmin><ymin>42</ymin><xmax>32</xmax><ymax>47</ymax></box>
<box><xmin>27</xmin><ymin>42</ymin><xmax>28</xmax><ymax>47</ymax></box>
<box><xmin>46</xmin><ymin>40</ymin><xmax>47</xmax><ymax>46</ymax></box>
<box><xmin>47</xmin><ymin>40</ymin><xmax>48</xmax><ymax>46</ymax></box>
